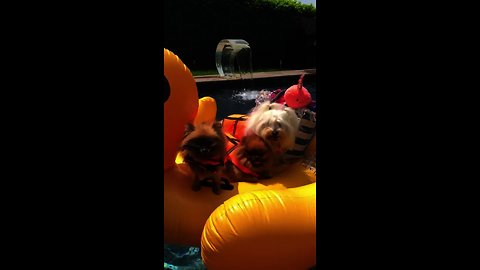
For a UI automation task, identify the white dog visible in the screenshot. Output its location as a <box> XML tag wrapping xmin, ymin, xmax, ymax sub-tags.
<box><xmin>245</xmin><ymin>101</ymin><xmax>300</xmax><ymax>153</ymax></box>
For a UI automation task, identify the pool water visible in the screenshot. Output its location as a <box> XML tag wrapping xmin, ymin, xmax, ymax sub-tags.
<box><xmin>198</xmin><ymin>82</ymin><xmax>317</xmax><ymax>120</ymax></box>
<box><xmin>164</xmin><ymin>81</ymin><xmax>317</xmax><ymax>269</ymax></box>
<box><xmin>164</xmin><ymin>244</ymin><xmax>205</xmax><ymax>270</ymax></box>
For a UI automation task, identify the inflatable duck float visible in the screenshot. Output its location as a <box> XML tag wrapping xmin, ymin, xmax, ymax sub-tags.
<box><xmin>164</xmin><ymin>48</ymin><xmax>316</xmax><ymax>270</ymax></box>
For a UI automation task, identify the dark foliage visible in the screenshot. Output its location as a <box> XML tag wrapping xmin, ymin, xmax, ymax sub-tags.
<box><xmin>164</xmin><ymin>0</ymin><xmax>316</xmax><ymax>71</ymax></box>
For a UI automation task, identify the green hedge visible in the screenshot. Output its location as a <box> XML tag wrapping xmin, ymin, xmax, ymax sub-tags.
<box><xmin>247</xmin><ymin>0</ymin><xmax>315</xmax><ymax>15</ymax></box>
<box><xmin>164</xmin><ymin>0</ymin><xmax>316</xmax><ymax>71</ymax></box>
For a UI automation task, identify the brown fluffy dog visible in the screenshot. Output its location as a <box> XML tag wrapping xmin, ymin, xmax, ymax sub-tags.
<box><xmin>225</xmin><ymin>133</ymin><xmax>274</xmax><ymax>182</ymax></box>
<box><xmin>180</xmin><ymin>122</ymin><xmax>226</xmax><ymax>194</ymax></box>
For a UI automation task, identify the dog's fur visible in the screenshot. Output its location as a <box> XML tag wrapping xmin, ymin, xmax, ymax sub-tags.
<box><xmin>245</xmin><ymin>102</ymin><xmax>300</xmax><ymax>153</ymax></box>
<box><xmin>225</xmin><ymin>133</ymin><xmax>275</xmax><ymax>182</ymax></box>
<box><xmin>180</xmin><ymin>122</ymin><xmax>226</xmax><ymax>194</ymax></box>
<box><xmin>224</xmin><ymin>102</ymin><xmax>300</xmax><ymax>182</ymax></box>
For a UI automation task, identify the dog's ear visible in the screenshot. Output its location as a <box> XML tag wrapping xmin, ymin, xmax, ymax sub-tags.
<box><xmin>284</xmin><ymin>107</ymin><xmax>300</xmax><ymax>128</ymax></box>
<box><xmin>212</xmin><ymin>121</ymin><xmax>223</xmax><ymax>135</ymax></box>
<box><xmin>240</xmin><ymin>135</ymin><xmax>249</xmax><ymax>144</ymax></box>
<box><xmin>184</xmin><ymin>123</ymin><xmax>195</xmax><ymax>138</ymax></box>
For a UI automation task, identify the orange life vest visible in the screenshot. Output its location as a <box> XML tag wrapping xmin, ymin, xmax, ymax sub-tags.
<box><xmin>222</xmin><ymin>114</ymin><xmax>259</xmax><ymax>178</ymax></box>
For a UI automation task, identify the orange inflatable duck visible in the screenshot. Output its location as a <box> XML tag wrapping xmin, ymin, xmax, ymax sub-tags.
<box><xmin>163</xmin><ymin>48</ymin><xmax>316</xmax><ymax>270</ymax></box>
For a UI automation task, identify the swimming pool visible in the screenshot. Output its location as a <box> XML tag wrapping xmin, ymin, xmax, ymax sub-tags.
<box><xmin>164</xmin><ymin>244</ymin><xmax>205</xmax><ymax>270</ymax></box>
<box><xmin>198</xmin><ymin>81</ymin><xmax>317</xmax><ymax>119</ymax></box>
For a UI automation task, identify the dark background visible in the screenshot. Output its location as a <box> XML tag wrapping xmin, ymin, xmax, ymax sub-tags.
<box><xmin>164</xmin><ymin>0</ymin><xmax>316</xmax><ymax>71</ymax></box>
<box><xmin>1</xmin><ymin>1</ymin><xmax>472</xmax><ymax>269</ymax></box>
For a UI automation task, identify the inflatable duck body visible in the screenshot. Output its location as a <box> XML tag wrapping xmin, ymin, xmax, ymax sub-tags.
<box><xmin>164</xmin><ymin>49</ymin><xmax>316</xmax><ymax>270</ymax></box>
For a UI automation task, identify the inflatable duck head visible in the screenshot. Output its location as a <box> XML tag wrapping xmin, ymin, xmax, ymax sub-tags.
<box><xmin>164</xmin><ymin>49</ymin><xmax>199</xmax><ymax>170</ymax></box>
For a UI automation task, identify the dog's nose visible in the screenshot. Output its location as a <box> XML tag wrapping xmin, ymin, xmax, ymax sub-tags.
<box><xmin>271</xmin><ymin>130</ymin><xmax>279</xmax><ymax>136</ymax></box>
<box><xmin>200</xmin><ymin>148</ymin><xmax>209</xmax><ymax>153</ymax></box>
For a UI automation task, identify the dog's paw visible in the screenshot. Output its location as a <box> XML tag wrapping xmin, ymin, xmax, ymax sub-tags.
<box><xmin>212</xmin><ymin>184</ymin><xmax>221</xmax><ymax>195</ymax></box>
<box><xmin>240</xmin><ymin>175</ymin><xmax>260</xmax><ymax>182</ymax></box>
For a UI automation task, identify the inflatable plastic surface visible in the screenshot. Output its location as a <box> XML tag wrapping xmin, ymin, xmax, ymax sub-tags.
<box><xmin>164</xmin><ymin>48</ymin><xmax>198</xmax><ymax>170</ymax></box>
<box><xmin>163</xmin><ymin>49</ymin><xmax>316</xmax><ymax>270</ymax></box>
